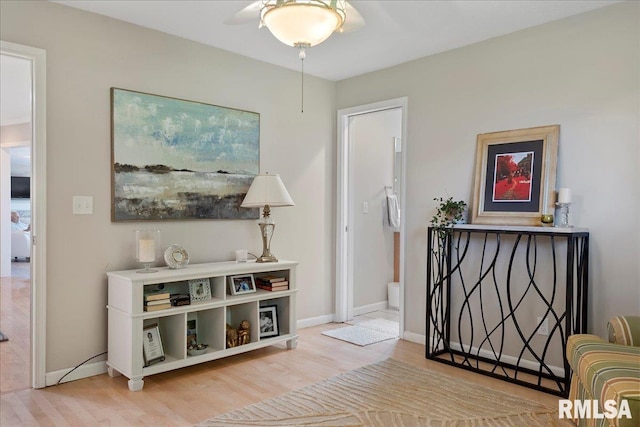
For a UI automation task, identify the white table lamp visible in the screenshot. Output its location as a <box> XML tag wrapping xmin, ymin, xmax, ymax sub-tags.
<box><xmin>241</xmin><ymin>173</ymin><xmax>294</xmax><ymax>262</ymax></box>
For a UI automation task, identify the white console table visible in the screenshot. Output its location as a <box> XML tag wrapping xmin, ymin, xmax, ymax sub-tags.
<box><xmin>107</xmin><ymin>260</ymin><xmax>298</xmax><ymax>391</ymax></box>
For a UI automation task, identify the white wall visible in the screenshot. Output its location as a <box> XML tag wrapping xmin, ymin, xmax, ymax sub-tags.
<box><xmin>337</xmin><ymin>2</ymin><xmax>640</xmax><ymax>339</ymax></box>
<box><xmin>0</xmin><ymin>1</ymin><xmax>336</xmax><ymax>372</ymax></box>
<box><xmin>351</xmin><ymin>109</ymin><xmax>401</xmax><ymax>308</ymax></box>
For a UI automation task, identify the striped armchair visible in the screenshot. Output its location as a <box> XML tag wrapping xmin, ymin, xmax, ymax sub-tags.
<box><xmin>566</xmin><ymin>316</ymin><xmax>640</xmax><ymax>427</ymax></box>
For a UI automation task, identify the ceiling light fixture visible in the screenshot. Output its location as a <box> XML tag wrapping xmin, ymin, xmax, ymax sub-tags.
<box><xmin>260</xmin><ymin>0</ymin><xmax>346</xmax><ymax>49</ymax></box>
<box><xmin>260</xmin><ymin>0</ymin><xmax>347</xmax><ymax>112</ymax></box>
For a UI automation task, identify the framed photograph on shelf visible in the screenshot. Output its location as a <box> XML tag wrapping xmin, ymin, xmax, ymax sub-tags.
<box><xmin>143</xmin><ymin>324</ymin><xmax>165</xmax><ymax>367</ymax></box>
<box><xmin>229</xmin><ymin>274</ymin><xmax>256</xmax><ymax>296</ymax></box>
<box><xmin>186</xmin><ymin>318</ymin><xmax>197</xmax><ymax>346</ymax></box>
<box><xmin>471</xmin><ymin>125</ymin><xmax>559</xmax><ymax>226</ymax></box>
<box><xmin>259</xmin><ymin>305</ymin><xmax>279</xmax><ymax>338</ymax></box>
<box><xmin>189</xmin><ymin>278</ymin><xmax>212</xmax><ymax>302</ymax></box>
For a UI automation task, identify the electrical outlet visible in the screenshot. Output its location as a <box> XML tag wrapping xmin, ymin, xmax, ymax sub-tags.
<box><xmin>537</xmin><ymin>316</ymin><xmax>549</xmax><ymax>336</ymax></box>
<box><xmin>362</xmin><ymin>201</ymin><xmax>369</xmax><ymax>214</ymax></box>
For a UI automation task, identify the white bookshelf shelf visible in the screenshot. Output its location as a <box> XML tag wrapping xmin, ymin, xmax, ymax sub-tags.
<box><xmin>106</xmin><ymin>260</ymin><xmax>298</xmax><ymax>391</ymax></box>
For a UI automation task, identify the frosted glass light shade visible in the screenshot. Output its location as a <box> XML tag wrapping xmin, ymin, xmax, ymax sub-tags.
<box><xmin>241</xmin><ymin>173</ymin><xmax>294</xmax><ymax>208</ymax></box>
<box><xmin>262</xmin><ymin>3</ymin><xmax>343</xmax><ymax>47</ymax></box>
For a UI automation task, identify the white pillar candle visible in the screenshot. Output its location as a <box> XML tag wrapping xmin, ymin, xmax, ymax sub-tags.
<box><xmin>558</xmin><ymin>188</ymin><xmax>572</xmax><ymax>204</ymax></box>
<box><xmin>138</xmin><ymin>239</ymin><xmax>156</xmax><ymax>262</ymax></box>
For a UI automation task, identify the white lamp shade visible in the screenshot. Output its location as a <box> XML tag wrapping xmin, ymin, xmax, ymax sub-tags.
<box><xmin>241</xmin><ymin>173</ymin><xmax>295</xmax><ymax>208</ymax></box>
<box><xmin>263</xmin><ymin>3</ymin><xmax>342</xmax><ymax>47</ymax></box>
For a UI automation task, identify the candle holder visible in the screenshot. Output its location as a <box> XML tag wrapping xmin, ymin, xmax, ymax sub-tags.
<box><xmin>555</xmin><ymin>203</ymin><xmax>571</xmax><ymax>228</ymax></box>
<box><xmin>540</xmin><ymin>214</ymin><xmax>554</xmax><ymax>226</ymax></box>
<box><xmin>134</xmin><ymin>229</ymin><xmax>161</xmax><ymax>273</ymax></box>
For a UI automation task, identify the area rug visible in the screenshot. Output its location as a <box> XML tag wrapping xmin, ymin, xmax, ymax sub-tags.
<box><xmin>321</xmin><ymin>318</ymin><xmax>399</xmax><ymax>346</ymax></box>
<box><xmin>197</xmin><ymin>358</ymin><xmax>572</xmax><ymax>426</ymax></box>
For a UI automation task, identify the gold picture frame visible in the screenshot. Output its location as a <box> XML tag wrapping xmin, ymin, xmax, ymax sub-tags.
<box><xmin>472</xmin><ymin>125</ymin><xmax>559</xmax><ymax>226</ymax></box>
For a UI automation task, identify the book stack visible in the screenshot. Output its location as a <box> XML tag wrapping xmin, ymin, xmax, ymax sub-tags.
<box><xmin>255</xmin><ymin>275</ymin><xmax>289</xmax><ymax>291</ymax></box>
<box><xmin>144</xmin><ymin>291</ymin><xmax>171</xmax><ymax>311</ymax></box>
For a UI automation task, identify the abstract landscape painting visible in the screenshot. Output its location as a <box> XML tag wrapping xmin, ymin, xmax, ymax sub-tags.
<box><xmin>111</xmin><ymin>88</ymin><xmax>260</xmax><ymax>221</ymax></box>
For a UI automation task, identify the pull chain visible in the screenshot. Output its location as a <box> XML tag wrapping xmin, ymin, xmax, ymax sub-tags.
<box><xmin>296</xmin><ymin>43</ymin><xmax>309</xmax><ymax>114</ymax></box>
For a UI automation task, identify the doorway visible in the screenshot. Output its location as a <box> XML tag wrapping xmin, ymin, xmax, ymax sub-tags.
<box><xmin>336</xmin><ymin>97</ymin><xmax>407</xmax><ymax>337</ymax></box>
<box><xmin>0</xmin><ymin>41</ymin><xmax>47</xmax><ymax>390</ymax></box>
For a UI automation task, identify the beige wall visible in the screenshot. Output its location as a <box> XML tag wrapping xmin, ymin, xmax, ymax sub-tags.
<box><xmin>337</xmin><ymin>2</ymin><xmax>640</xmax><ymax>339</ymax></box>
<box><xmin>1</xmin><ymin>1</ymin><xmax>336</xmax><ymax>372</ymax></box>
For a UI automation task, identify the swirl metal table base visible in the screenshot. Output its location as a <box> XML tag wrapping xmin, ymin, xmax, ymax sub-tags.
<box><xmin>426</xmin><ymin>225</ymin><xmax>589</xmax><ymax>397</ymax></box>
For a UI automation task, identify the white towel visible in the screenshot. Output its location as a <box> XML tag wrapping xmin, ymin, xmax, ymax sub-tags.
<box><xmin>386</xmin><ymin>194</ymin><xmax>401</xmax><ymax>229</ymax></box>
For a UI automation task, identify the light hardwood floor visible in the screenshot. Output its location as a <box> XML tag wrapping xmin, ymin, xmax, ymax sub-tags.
<box><xmin>1</xmin><ymin>273</ymin><xmax>563</xmax><ymax>427</ymax></box>
<box><xmin>1</xmin><ymin>262</ymin><xmax>31</xmax><ymax>395</ymax></box>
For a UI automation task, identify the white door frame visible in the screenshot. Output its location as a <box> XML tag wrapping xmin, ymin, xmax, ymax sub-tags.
<box><xmin>1</xmin><ymin>41</ymin><xmax>47</xmax><ymax>389</ymax></box>
<box><xmin>336</xmin><ymin>97</ymin><xmax>408</xmax><ymax>335</ymax></box>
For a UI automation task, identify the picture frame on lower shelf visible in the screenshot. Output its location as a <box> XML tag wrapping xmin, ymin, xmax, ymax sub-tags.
<box><xmin>229</xmin><ymin>274</ymin><xmax>256</xmax><ymax>296</ymax></box>
<box><xmin>186</xmin><ymin>318</ymin><xmax>197</xmax><ymax>346</ymax></box>
<box><xmin>259</xmin><ymin>305</ymin><xmax>279</xmax><ymax>338</ymax></box>
<box><xmin>143</xmin><ymin>324</ymin><xmax>165</xmax><ymax>367</ymax></box>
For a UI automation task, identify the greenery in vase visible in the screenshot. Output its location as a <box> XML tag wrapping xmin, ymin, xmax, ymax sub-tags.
<box><xmin>430</xmin><ymin>197</ymin><xmax>467</xmax><ymax>232</ymax></box>
<box><xmin>428</xmin><ymin>197</ymin><xmax>467</xmax><ymax>300</ymax></box>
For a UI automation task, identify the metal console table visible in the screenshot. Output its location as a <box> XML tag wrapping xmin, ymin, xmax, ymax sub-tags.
<box><xmin>426</xmin><ymin>224</ymin><xmax>589</xmax><ymax>396</ymax></box>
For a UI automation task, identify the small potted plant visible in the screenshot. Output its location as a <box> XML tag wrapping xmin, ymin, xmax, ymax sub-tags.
<box><xmin>428</xmin><ymin>197</ymin><xmax>468</xmax><ymax>282</ymax></box>
<box><xmin>430</xmin><ymin>197</ymin><xmax>467</xmax><ymax>232</ymax></box>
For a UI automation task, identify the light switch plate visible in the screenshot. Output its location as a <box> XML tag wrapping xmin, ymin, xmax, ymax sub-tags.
<box><xmin>73</xmin><ymin>196</ymin><xmax>93</xmax><ymax>214</ymax></box>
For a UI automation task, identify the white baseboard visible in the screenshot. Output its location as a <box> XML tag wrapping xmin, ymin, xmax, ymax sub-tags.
<box><xmin>353</xmin><ymin>301</ymin><xmax>388</xmax><ymax>317</ymax></box>
<box><xmin>297</xmin><ymin>303</ymin><xmax>392</xmax><ymax>330</ymax></box>
<box><xmin>420</xmin><ymin>338</ymin><xmax>564</xmax><ymax>377</ymax></box>
<box><xmin>446</xmin><ymin>341</ymin><xmax>565</xmax><ymax>376</ymax></box>
<box><xmin>45</xmin><ymin>360</ymin><xmax>107</xmax><ymax>387</ymax></box>
<box><xmin>402</xmin><ymin>331</ymin><xmax>426</xmax><ymax>345</ymax></box>
<box><xmin>297</xmin><ymin>314</ymin><xmax>334</xmax><ymax>329</ymax></box>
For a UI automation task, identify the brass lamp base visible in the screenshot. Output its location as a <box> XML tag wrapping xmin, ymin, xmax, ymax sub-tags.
<box><xmin>256</xmin><ymin>221</ymin><xmax>278</xmax><ymax>263</ymax></box>
<box><xmin>256</xmin><ymin>254</ymin><xmax>278</xmax><ymax>263</ymax></box>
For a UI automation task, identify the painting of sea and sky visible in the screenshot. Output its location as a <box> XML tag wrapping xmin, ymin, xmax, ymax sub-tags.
<box><xmin>111</xmin><ymin>88</ymin><xmax>260</xmax><ymax>221</ymax></box>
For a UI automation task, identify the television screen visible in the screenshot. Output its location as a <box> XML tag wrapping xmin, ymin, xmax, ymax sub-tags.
<box><xmin>11</xmin><ymin>176</ymin><xmax>30</xmax><ymax>199</ymax></box>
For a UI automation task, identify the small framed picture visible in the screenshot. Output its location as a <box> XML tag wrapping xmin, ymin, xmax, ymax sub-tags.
<box><xmin>186</xmin><ymin>318</ymin><xmax>197</xmax><ymax>346</ymax></box>
<box><xmin>259</xmin><ymin>305</ymin><xmax>279</xmax><ymax>338</ymax></box>
<box><xmin>143</xmin><ymin>324</ymin><xmax>165</xmax><ymax>367</ymax></box>
<box><xmin>229</xmin><ymin>274</ymin><xmax>256</xmax><ymax>296</ymax></box>
<box><xmin>189</xmin><ymin>278</ymin><xmax>212</xmax><ymax>302</ymax></box>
